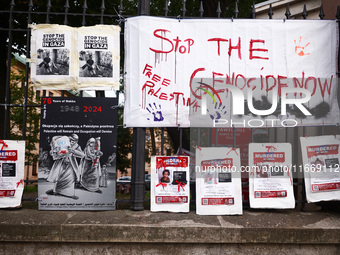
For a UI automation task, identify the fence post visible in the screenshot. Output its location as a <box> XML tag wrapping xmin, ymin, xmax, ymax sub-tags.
<box><xmin>130</xmin><ymin>0</ymin><xmax>150</xmax><ymax>211</ymax></box>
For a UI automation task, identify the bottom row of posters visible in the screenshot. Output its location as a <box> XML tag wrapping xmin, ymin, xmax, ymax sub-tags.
<box><xmin>151</xmin><ymin>135</ymin><xmax>340</xmax><ymax>215</ymax></box>
<box><xmin>1</xmin><ymin>135</ymin><xmax>339</xmax><ymax>213</ymax></box>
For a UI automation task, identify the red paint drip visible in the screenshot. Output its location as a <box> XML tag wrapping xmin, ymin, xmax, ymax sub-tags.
<box><xmin>176</xmin><ymin>180</ymin><xmax>185</xmax><ymax>192</ymax></box>
<box><xmin>0</xmin><ymin>140</ymin><xmax>8</xmax><ymax>152</ymax></box>
<box><xmin>156</xmin><ymin>182</ymin><xmax>167</xmax><ymax>190</ymax></box>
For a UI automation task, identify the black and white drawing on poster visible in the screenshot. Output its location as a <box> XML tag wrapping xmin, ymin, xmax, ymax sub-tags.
<box><xmin>249</xmin><ymin>143</ymin><xmax>295</xmax><ymax>209</ymax></box>
<box><xmin>38</xmin><ymin>97</ymin><xmax>118</xmax><ymax>210</ymax></box>
<box><xmin>300</xmin><ymin>135</ymin><xmax>340</xmax><ymax>203</ymax></box>
<box><xmin>0</xmin><ymin>140</ymin><xmax>25</xmax><ymax>208</ymax></box>
<box><xmin>195</xmin><ymin>147</ymin><xmax>242</xmax><ymax>215</ymax></box>
<box><xmin>151</xmin><ymin>156</ymin><xmax>190</xmax><ymax>213</ymax></box>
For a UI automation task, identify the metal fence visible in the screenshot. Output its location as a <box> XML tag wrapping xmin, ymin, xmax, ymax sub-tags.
<box><xmin>0</xmin><ymin>0</ymin><xmax>339</xmax><ymax>210</ymax></box>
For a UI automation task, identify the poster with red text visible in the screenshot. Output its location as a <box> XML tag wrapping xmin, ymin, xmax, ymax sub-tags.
<box><xmin>0</xmin><ymin>140</ymin><xmax>25</xmax><ymax>208</ymax></box>
<box><xmin>151</xmin><ymin>156</ymin><xmax>190</xmax><ymax>212</ymax></box>
<box><xmin>300</xmin><ymin>135</ymin><xmax>340</xmax><ymax>202</ymax></box>
<box><xmin>249</xmin><ymin>143</ymin><xmax>294</xmax><ymax>209</ymax></box>
<box><xmin>195</xmin><ymin>147</ymin><xmax>242</xmax><ymax>215</ymax></box>
<box><xmin>124</xmin><ymin>16</ymin><xmax>338</xmax><ymax>128</ymax></box>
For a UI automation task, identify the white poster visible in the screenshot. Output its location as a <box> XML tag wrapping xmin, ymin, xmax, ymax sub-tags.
<box><xmin>300</xmin><ymin>135</ymin><xmax>340</xmax><ymax>203</ymax></box>
<box><xmin>30</xmin><ymin>24</ymin><xmax>120</xmax><ymax>91</ymax></box>
<box><xmin>151</xmin><ymin>156</ymin><xmax>190</xmax><ymax>212</ymax></box>
<box><xmin>0</xmin><ymin>140</ymin><xmax>25</xmax><ymax>208</ymax></box>
<box><xmin>195</xmin><ymin>147</ymin><xmax>242</xmax><ymax>215</ymax></box>
<box><xmin>124</xmin><ymin>16</ymin><xmax>338</xmax><ymax>127</ymax></box>
<box><xmin>249</xmin><ymin>143</ymin><xmax>294</xmax><ymax>209</ymax></box>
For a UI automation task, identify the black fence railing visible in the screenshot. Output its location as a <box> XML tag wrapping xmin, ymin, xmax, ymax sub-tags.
<box><xmin>0</xmin><ymin>0</ymin><xmax>339</xmax><ymax>211</ymax></box>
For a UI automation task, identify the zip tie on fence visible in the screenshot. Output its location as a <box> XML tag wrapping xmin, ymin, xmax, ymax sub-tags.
<box><xmin>35</xmin><ymin>197</ymin><xmax>42</xmax><ymax>202</ymax></box>
<box><xmin>113</xmin><ymin>7</ymin><xmax>127</xmax><ymax>25</ymax></box>
<box><xmin>177</xmin><ymin>15</ymin><xmax>181</xmax><ymax>22</ymax></box>
<box><xmin>116</xmin><ymin>14</ymin><xmax>127</xmax><ymax>25</ymax></box>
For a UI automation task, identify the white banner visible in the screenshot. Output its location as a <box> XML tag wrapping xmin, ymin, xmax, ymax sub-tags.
<box><xmin>30</xmin><ymin>24</ymin><xmax>120</xmax><ymax>91</ymax></box>
<box><xmin>195</xmin><ymin>147</ymin><xmax>242</xmax><ymax>215</ymax></box>
<box><xmin>300</xmin><ymin>135</ymin><xmax>340</xmax><ymax>203</ymax></box>
<box><xmin>0</xmin><ymin>140</ymin><xmax>25</xmax><ymax>208</ymax></box>
<box><xmin>124</xmin><ymin>17</ymin><xmax>338</xmax><ymax>127</ymax></box>
<box><xmin>249</xmin><ymin>143</ymin><xmax>294</xmax><ymax>209</ymax></box>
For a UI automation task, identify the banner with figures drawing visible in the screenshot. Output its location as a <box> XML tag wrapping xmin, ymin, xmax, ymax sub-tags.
<box><xmin>151</xmin><ymin>156</ymin><xmax>190</xmax><ymax>212</ymax></box>
<box><xmin>195</xmin><ymin>147</ymin><xmax>242</xmax><ymax>215</ymax></box>
<box><xmin>0</xmin><ymin>140</ymin><xmax>25</xmax><ymax>208</ymax></box>
<box><xmin>30</xmin><ymin>24</ymin><xmax>120</xmax><ymax>91</ymax></box>
<box><xmin>38</xmin><ymin>97</ymin><xmax>118</xmax><ymax>210</ymax></box>
<box><xmin>124</xmin><ymin>17</ymin><xmax>338</xmax><ymax>127</ymax></box>
<box><xmin>300</xmin><ymin>135</ymin><xmax>340</xmax><ymax>203</ymax></box>
<box><xmin>249</xmin><ymin>143</ymin><xmax>295</xmax><ymax>209</ymax></box>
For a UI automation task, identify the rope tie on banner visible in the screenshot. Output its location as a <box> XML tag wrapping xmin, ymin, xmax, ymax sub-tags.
<box><xmin>156</xmin><ymin>182</ymin><xmax>167</xmax><ymax>190</ymax></box>
<box><xmin>226</xmin><ymin>148</ymin><xmax>238</xmax><ymax>156</ymax></box>
<box><xmin>0</xmin><ymin>140</ymin><xmax>8</xmax><ymax>152</ymax></box>
<box><xmin>113</xmin><ymin>7</ymin><xmax>127</xmax><ymax>25</ymax></box>
<box><xmin>16</xmin><ymin>179</ymin><xmax>24</xmax><ymax>188</ymax></box>
<box><xmin>176</xmin><ymin>180</ymin><xmax>185</xmax><ymax>192</ymax></box>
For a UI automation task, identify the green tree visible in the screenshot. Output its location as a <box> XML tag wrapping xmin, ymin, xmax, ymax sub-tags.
<box><xmin>9</xmin><ymin>63</ymin><xmax>40</xmax><ymax>169</ymax></box>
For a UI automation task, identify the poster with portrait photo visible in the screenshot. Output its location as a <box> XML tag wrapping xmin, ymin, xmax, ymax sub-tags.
<box><xmin>195</xmin><ymin>147</ymin><xmax>242</xmax><ymax>215</ymax></box>
<box><xmin>300</xmin><ymin>135</ymin><xmax>340</xmax><ymax>203</ymax></box>
<box><xmin>151</xmin><ymin>156</ymin><xmax>190</xmax><ymax>212</ymax></box>
<box><xmin>0</xmin><ymin>140</ymin><xmax>25</xmax><ymax>208</ymax></box>
<box><xmin>30</xmin><ymin>24</ymin><xmax>75</xmax><ymax>90</ymax></box>
<box><xmin>38</xmin><ymin>97</ymin><xmax>118</xmax><ymax>210</ymax></box>
<box><xmin>77</xmin><ymin>25</ymin><xmax>120</xmax><ymax>90</ymax></box>
<box><xmin>249</xmin><ymin>143</ymin><xmax>294</xmax><ymax>209</ymax></box>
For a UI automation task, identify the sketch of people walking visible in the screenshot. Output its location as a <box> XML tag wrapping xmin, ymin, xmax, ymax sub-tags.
<box><xmin>79</xmin><ymin>137</ymin><xmax>103</xmax><ymax>193</ymax></box>
<box><xmin>46</xmin><ymin>134</ymin><xmax>84</xmax><ymax>200</ymax></box>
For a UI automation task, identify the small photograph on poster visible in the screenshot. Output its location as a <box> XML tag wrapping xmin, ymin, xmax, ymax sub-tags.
<box><xmin>79</xmin><ymin>50</ymin><xmax>113</xmax><ymax>78</ymax></box>
<box><xmin>300</xmin><ymin>136</ymin><xmax>340</xmax><ymax>203</ymax></box>
<box><xmin>36</xmin><ymin>48</ymin><xmax>70</xmax><ymax>76</ymax></box>
<box><xmin>38</xmin><ymin>97</ymin><xmax>118</xmax><ymax>210</ymax></box>
<box><xmin>158</xmin><ymin>168</ymin><xmax>171</xmax><ymax>183</ymax></box>
<box><xmin>151</xmin><ymin>156</ymin><xmax>190</xmax><ymax>213</ymax></box>
<box><xmin>0</xmin><ymin>140</ymin><xmax>25</xmax><ymax>208</ymax></box>
<box><xmin>249</xmin><ymin>143</ymin><xmax>295</xmax><ymax>209</ymax></box>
